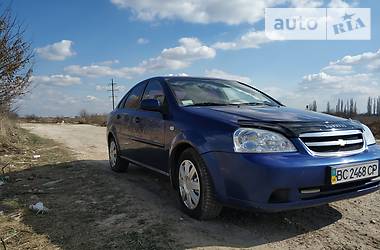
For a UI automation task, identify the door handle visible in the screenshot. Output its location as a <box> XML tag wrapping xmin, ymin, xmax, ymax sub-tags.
<box><xmin>134</xmin><ymin>117</ymin><xmax>141</xmax><ymax>123</ymax></box>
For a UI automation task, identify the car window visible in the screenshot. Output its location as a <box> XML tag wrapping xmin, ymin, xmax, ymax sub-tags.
<box><xmin>123</xmin><ymin>82</ymin><xmax>146</xmax><ymax>109</ymax></box>
<box><xmin>142</xmin><ymin>80</ymin><xmax>165</xmax><ymax>104</ymax></box>
<box><xmin>167</xmin><ymin>79</ymin><xmax>279</xmax><ymax>107</ymax></box>
<box><xmin>117</xmin><ymin>94</ymin><xmax>128</xmax><ymax>109</ymax></box>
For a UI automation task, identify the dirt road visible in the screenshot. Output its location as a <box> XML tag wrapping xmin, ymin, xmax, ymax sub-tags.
<box><xmin>21</xmin><ymin>123</ymin><xmax>108</xmax><ymax>160</ymax></box>
<box><xmin>21</xmin><ymin>123</ymin><xmax>380</xmax><ymax>249</ymax></box>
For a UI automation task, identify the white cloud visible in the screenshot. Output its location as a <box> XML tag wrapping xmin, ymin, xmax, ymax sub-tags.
<box><xmin>290</xmin><ymin>0</ymin><xmax>324</xmax><ymax>7</ymax></box>
<box><xmin>98</xmin><ymin>59</ymin><xmax>120</xmax><ymax>65</ymax></box>
<box><xmin>110</xmin><ymin>0</ymin><xmax>324</xmax><ymax>25</ymax></box>
<box><xmin>141</xmin><ymin>37</ymin><xmax>215</xmax><ymax>70</ymax></box>
<box><xmin>65</xmin><ymin>64</ymin><xmax>144</xmax><ymax>79</ymax></box>
<box><xmin>260</xmin><ymin>86</ymin><xmax>300</xmax><ymax>106</ymax></box>
<box><xmin>18</xmin><ymin>86</ymin><xmax>112</xmax><ymax>117</ymax></box>
<box><xmin>168</xmin><ymin>73</ymin><xmax>189</xmax><ymax>76</ymax></box>
<box><xmin>327</xmin><ymin>0</ymin><xmax>358</xmax><ymax>8</ymax></box>
<box><xmin>321</xmin><ymin>64</ymin><xmax>353</xmax><ymax>75</ymax></box>
<box><xmin>209</xmin><ymin>1</ymin><xmax>356</xmax><ymax>51</ymax></box>
<box><xmin>31</xmin><ymin>74</ymin><xmax>81</xmax><ymax>86</ymax></box>
<box><xmin>95</xmin><ymin>85</ymin><xmax>107</xmax><ymax>91</ymax></box>
<box><xmin>333</xmin><ymin>49</ymin><xmax>380</xmax><ymax>65</ymax></box>
<box><xmin>36</xmin><ymin>40</ymin><xmax>76</xmax><ymax>61</ymax></box>
<box><xmin>300</xmin><ymin>72</ymin><xmax>376</xmax><ymax>95</ymax></box>
<box><xmin>298</xmin><ymin>49</ymin><xmax>380</xmax><ymax>112</ymax></box>
<box><xmin>368</xmin><ymin>60</ymin><xmax>380</xmax><ymax>71</ymax></box>
<box><xmin>137</xmin><ymin>38</ymin><xmax>149</xmax><ymax>44</ymax></box>
<box><xmin>86</xmin><ymin>95</ymin><xmax>97</xmax><ymax>101</ymax></box>
<box><xmin>66</xmin><ymin>37</ymin><xmax>215</xmax><ymax>78</ymax></box>
<box><xmin>205</xmin><ymin>69</ymin><xmax>252</xmax><ymax>83</ymax></box>
<box><xmin>321</xmin><ymin>49</ymin><xmax>380</xmax><ymax>73</ymax></box>
<box><xmin>95</xmin><ymin>84</ymin><xmax>127</xmax><ymax>91</ymax></box>
<box><xmin>213</xmin><ymin>30</ymin><xmax>276</xmax><ymax>50</ymax></box>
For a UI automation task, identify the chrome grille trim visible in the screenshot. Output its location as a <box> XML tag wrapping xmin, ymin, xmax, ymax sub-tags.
<box><xmin>304</xmin><ymin>139</ymin><xmax>363</xmax><ymax>147</ymax></box>
<box><xmin>299</xmin><ymin>130</ymin><xmax>366</xmax><ymax>157</ymax></box>
<box><xmin>299</xmin><ymin>130</ymin><xmax>362</xmax><ymax>138</ymax></box>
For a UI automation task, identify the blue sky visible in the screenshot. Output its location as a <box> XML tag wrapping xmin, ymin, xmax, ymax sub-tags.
<box><xmin>7</xmin><ymin>0</ymin><xmax>380</xmax><ymax>116</ymax></box>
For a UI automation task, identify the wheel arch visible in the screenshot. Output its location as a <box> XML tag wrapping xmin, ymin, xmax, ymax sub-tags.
<box><xmin>107</xmin><ymin>130</ymin><xmax>121</xmax><ymax>151</ymax></box>
<box><xmin>169</xmin><ymin>141</ymin><xmax>198</xmax><ymax>189</ymax></box>
<box><xmin>107</xmin><ymin>131</ymin><xmax>115</xmax><ymax>143</ymax></box>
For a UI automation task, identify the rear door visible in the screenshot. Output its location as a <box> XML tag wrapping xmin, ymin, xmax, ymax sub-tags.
<box><xmin>132</xmin><ymin>79</ymin><xmax>169</xmax><ymax>172</ymax></box>
<box><xmin>117</xmin><ymin>81</ymin><xmax>147</xmax><ymax>160</ymax></box>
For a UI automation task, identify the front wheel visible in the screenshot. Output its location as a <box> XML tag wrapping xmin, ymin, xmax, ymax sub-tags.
<box><xmin>108</xmin><ymin>138</ymin><xmax>129</xmax><ymax>172</ymax></box>
<box><xmin>177</xmin><ymin>148</ymin><xmax>222</xmax><ymax>220</ymax></box>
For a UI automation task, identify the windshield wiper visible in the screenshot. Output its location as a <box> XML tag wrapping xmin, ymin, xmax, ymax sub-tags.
<box><xmin>232</xmin><ymin>102</ymin><xmax>278</xmax><ymax>107</ymax></box>
<box><xmin>185</xmin><ymin>102</ymin><xmax>230</xmax><ymax>107</ymax></box>
<box><xmin>186</xmin><ymin>102</ymin><xmax>278</xmax><ymax>107</ymax></box>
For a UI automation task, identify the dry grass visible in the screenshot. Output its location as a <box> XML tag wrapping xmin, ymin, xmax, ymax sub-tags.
<box><xmin>20</xmin><ymin>114</ymin><xmax>108</xmax><ymax>127</ymax></box>
<box><xmin>355</xmin><ymin>116</ymin><xmax>380</xmax><ymax>139</ymax></box>
<box><xmin>0</xmin><ymin>120</ymin><xmax>178</xmax><ymax>249</ymax></box>
<box><xmin>0</xmin><ymin>116</ymin><xmax>23</xmax><ymax>155</ymax></box>
<box><xmin>0</xmin><ymin>120</ymin><xmax>74</xmax><ymax>249</ymax></box>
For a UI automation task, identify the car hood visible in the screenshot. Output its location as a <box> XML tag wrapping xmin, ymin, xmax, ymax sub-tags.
<box><xmin>186</xmin><ymin>106</ymin><xmax>363</xmax><ymax>136</ymax></box>
<box><xmin>188</xmin><ymin>106</ymin><xmax>345</xmax><ymax>122</ymax></box>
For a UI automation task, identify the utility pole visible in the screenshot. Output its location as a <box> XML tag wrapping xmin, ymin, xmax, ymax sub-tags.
<box><xmin>108</xmin><ymin>78</ymin><xmax>118</xmax><ymax>110</ymax></box>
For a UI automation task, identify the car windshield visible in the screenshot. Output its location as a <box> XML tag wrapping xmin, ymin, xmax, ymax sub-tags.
<box><xmin>167</xmin><ymin>79</ymin><xmax>280</xmax><ymax>107</ymax></box>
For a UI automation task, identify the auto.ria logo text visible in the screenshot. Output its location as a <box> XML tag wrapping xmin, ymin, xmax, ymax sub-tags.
<box><xmin>265</xmin><ymin>8</ymin><xmax>371</xmax><ymax>40</ymax></box>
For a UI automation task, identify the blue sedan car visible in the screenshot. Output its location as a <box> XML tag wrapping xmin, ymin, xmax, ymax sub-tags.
<box><xmin>107</xmin><ymin>77</ymin><xmax>380</xmax><ymax>220</ymax></box>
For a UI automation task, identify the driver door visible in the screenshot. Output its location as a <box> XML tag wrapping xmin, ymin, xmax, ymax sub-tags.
<box><xmin>132</xmin><ymin>79</ymin><xmax>168</xmax><ymax>173</ymax></box>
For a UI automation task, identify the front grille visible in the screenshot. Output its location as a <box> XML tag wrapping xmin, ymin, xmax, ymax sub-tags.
<box><xmin>299</xmin><ymin>130</ymin><xmax>365</xmax><ymax>156</ymax></box>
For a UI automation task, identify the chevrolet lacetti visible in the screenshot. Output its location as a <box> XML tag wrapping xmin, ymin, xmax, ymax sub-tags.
<box><xmin>106</xmin><ymin>77</ymin><xmax>380</xmax><ymax>220</ymax></box>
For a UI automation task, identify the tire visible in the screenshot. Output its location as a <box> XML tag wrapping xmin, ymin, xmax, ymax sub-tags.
<box><xmin>177</xmin><ymin>148</ymin><xmax>222</xmax><ymax>220</ymax></box>
<box><xmin>108</xmin><ymin>137</ymin><xmax>129</xmax><ymax>172</ymax></box>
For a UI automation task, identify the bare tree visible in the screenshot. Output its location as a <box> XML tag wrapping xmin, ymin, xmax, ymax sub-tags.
<box><xmin>336</xmin><ymin>98</ymin><xmax>342</xmax><ymax>113</ymax></box>
<box><xmin>310</xmin><ymin>100</ymin><xmax>317</xmax><ymax>112</ymax></box>
<box><xmin>79</xmin><ymin>109</ymin><xmax>89</xmax><ymax>119</ymax></box>
<box><xmin>326</xmin><ymin>101</ymin><xmax>331</xmax><ymax>113</ymax></box>
<box><xmin>367</xmin><ymin>97</ymin><xmax>372</xmax><ymax>116</ymax></box>
<box><xmin>0</xmin><ymin>7</ymin><xmax>33</xmax><ymax>115</ymax></box>
<box><xmin>349</xmin><ymin>98</ymin><xmax>354</xmax><ymax>116</ymax></box>
<box><xmin>373</xmin><ymin>98</ymin><xmax>377</xmax><ymax>116</ymax></box>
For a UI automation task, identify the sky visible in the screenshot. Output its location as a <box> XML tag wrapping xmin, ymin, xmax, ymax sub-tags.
<box><xmin>6</xmin><ymin>0</ymin><xmax>380</xmax><ymax>116</ymax></box>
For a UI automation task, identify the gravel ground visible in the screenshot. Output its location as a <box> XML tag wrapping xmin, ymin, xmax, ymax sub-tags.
<box><xmin>20</xmin><ymin>123</ymin><xmax>380</xmax><ymax>250</ymax></box>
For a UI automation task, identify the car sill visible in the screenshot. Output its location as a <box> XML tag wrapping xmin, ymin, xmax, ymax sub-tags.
<box><xmin>120</xmin><ymin>156</ymin><xmax>170</xmax><ymax>176</ymax></box>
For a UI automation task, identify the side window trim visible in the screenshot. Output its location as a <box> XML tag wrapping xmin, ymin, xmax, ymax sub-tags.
<box><xmin>118</xmin><ymin>92</ymin><xmax>131</xmax><ymax>109</ymax></box>
<box><xmin>142</xmin><ymin>79</ymin><xmax>170</xmax><ymax>114</ymax></box>
<box><xmin>123</xmin><ymin>80</ymin><xmax>147</xmax><ymax>110</ymax></box>
<box><xmin>136</xmin><ymin>80</ymin><xmax>148</xmax><ymax>109</ymax></box>
<box><xmin>142</xmin><ymin>79</ymin><xmax>165</xmax><ymax>101</ymax></box>
<box><xmin>140</xmin><ymin>79</ymin><xmax>152</xmax><ymax>105</ymax></box>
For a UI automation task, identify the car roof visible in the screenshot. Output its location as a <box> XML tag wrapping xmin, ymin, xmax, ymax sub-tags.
<box><xmin>150</xmin><ymin>76</ymin><xmax>242</xmax><ymax>83</ymax></box>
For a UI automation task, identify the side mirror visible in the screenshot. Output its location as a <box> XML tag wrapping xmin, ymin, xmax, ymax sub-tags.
<box><xmin>141</xmin><ymin>99</ymin><xmax>162</xmax><ymax>112</ymax></box>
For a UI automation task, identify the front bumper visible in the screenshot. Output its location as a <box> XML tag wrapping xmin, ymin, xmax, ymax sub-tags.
<box><xmin>201</xmin><ymin>144</ymin><xmax>380</xmax><ymax>212</ymax></box>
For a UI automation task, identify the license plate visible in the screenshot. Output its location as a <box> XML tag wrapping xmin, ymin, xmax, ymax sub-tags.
<box><xmin>331</xmin><ymin>161</ymin><xmax>379</xmax><ymax>185</ymax></box>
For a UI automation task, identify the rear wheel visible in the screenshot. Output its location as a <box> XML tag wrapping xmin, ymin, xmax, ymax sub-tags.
<box><xmin>108</xmin><ymin>137</ymin><xmax>129</xmax><ymax>172</ymax></box>
<box><xmin>177</xmin><ymin>148</ymin><xmax>222</xmax><ymax>220</ymax></box>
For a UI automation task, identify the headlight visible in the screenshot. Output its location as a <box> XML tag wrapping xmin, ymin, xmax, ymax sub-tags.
<box><xmin>362</xmin><ymin>124</ymin><xmax>376</xmax><ymax>146</ymax></box>
<box><xmin>233</xmin><ymin>128</ymin><xmax>297</xmax><ymax>153</ymax></box>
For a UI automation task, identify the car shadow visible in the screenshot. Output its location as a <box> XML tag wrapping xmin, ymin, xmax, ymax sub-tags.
<box><xmin>1</xmin><ymin>160</ymin><xmax>342</xmax><ymax>249</ymax></box>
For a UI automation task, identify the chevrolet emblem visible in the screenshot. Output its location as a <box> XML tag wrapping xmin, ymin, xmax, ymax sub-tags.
<box><xmin>338</xmin><ymin>139</ymin><xmax>346</xmax><ymax>146</ymax></box>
